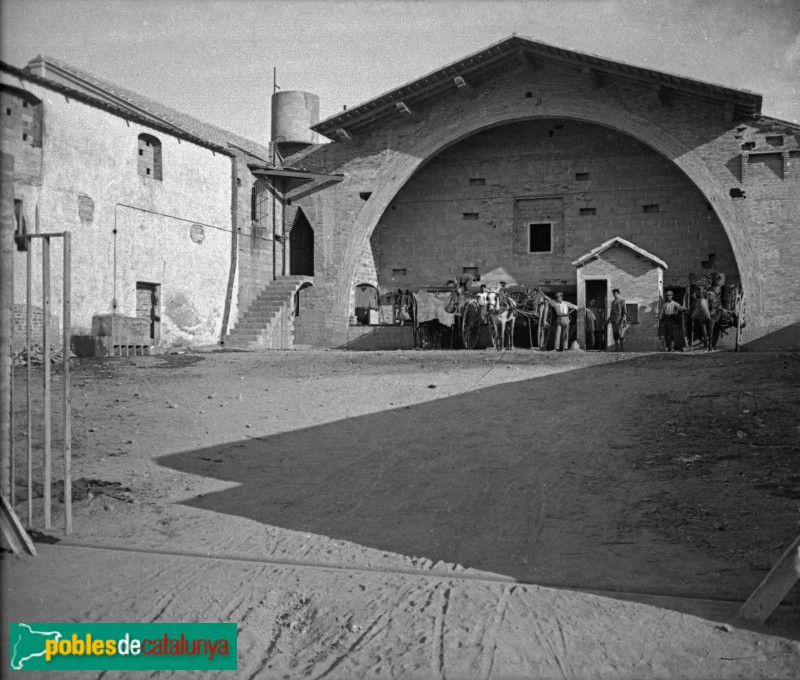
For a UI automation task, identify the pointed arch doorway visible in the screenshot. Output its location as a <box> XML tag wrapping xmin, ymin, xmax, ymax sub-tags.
<box><xmin>290</xmin><ymin>210</ymin><xmax>314</xmax><ymax>276</ymax></box>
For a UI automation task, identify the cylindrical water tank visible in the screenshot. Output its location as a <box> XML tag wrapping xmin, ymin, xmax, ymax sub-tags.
<box><xmin>271</xmin><ymin>91</ymin><xmax>319</xmax><ymax>144</ymax></box>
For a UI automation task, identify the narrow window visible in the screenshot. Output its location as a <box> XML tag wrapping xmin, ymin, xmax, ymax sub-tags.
<box><xmin>579</xmin><ymin>207</ymin><xmax>596</xmax><ymax>216</ymax></box>
<box><xmin>469</xmin><ymin>177</ymin><xmax>486</xmax><ymax>186</ymax></box>
<box><xmin>137</xmin><ymin>134</ymin><xmax>162</xmax><ymax>180</ymax></box>
<box><xmin>575</xmin><ymin>172</ymin><xmax>589</xmax><ymax>181</ymax></box>
<box><xmin>528</xmin><ymin>223</ymin><xmax>552</xmax><ymax>253</ymax></box>
<box><xmin>392</xmin><ymin>268</ymin><xmax>407</xmax><ymax>276</ymax></box>
<box><xmin>463</xmin><ymin>212</ymin><xmax>479</xmax><ymax>220</ymax></box>
<box><xmin>643</xmin><ymin>204</ymin><xmax>660</xmax><ymax>213</ymax></box>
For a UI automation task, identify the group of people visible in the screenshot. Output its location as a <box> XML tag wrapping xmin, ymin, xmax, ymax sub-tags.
<box><xmin>545</xmin><ymin>288</ymin><xmax>628</xmax><ymax>352</ymax></box>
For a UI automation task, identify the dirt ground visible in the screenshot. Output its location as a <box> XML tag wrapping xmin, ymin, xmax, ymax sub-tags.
<box><xmin>3</xmin><ymin>344</ymin><xmax>800</xmax><ymax>679</ymax></box>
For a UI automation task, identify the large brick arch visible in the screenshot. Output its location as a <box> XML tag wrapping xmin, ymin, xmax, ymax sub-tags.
<box><xmin>334</xmin><ymin>106</ymin><xmax>758</xmax><ymax>333</ymax></box>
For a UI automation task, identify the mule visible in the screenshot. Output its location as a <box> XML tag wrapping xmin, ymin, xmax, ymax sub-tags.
<box><xmin>487</xmin><ymin>291</ymin><xmax>517</xmax><ymax>351</ymax></box>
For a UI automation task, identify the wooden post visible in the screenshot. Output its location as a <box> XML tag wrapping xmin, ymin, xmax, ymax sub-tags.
<box><xmin>0</xmin><ymin>153</ymin><xmax>14</xmax><ymax>501</ymax></box>
<box><xmin>62</xmin><ymin>232</ymin><xmax>72</xmax><ymax>533</ymax></box>
<box><xmin>42</xmin><ymin>235</ymin><xmax>51</xmax><ymax>529</ymax></box>
<box><xmin>26</xmin><ymin>241</ymin><xmax>32</xmax><ymax>526</ymax></box>
<box><xmin>737</xmin><ymin>535</ymin><xmax>800</xmax><ymax>623</ymax></box>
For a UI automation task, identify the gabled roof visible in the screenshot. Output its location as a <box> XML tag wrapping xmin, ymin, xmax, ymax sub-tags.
<box><xmin>572</xmin><ymin>237</ymin><xmax>668</xmax><ymax>269</ymax></box>
<box><xmin>312</xmin><ymin>35</ymin><xmax>763</xmax><ymax>139</ymax></box>
<box><xmin>23</xmin><ymin>55</ymin><xmax>271</xmax><ymax>161</ymax></box>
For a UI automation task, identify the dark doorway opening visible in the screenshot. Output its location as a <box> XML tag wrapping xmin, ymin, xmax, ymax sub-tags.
<box><xmin>290</xmin><ymin>212</ymin><xmax>314</xmax><ymax>276</ymax></box>
<box><xmin>585</xmin><ymin>279</ymin><xmax>608</xmax><ymax>350</ymax></box>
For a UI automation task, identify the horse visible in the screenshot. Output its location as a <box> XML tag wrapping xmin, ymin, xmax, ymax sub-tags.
<box><xmin>461</xmin><ymin>299</ymin><xmax>483</xmax><ymax>349</ymax></box>
<box><xmin>689</xmin><ymin>289</ymin><xmax>714</xmax><ymax>350</ymax></box>
<box><xmin>487</xmin><ymin>291</ymin><xmax>517</xmax><ymax>351</ymax></box>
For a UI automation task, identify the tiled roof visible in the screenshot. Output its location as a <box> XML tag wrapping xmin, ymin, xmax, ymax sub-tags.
<box><xmin>572</xmin><ymin>237</ymin><xmax>668</xmax><ymax>269</ymax></box>
<box><xmin>313</xmin><ymin>34</ymin><xmax>764</xmax><ymax>139</ymax></box>
<box><xmin>24</xmin><ymin>55</ymin><xmax>271</xmax><ymax>161</ymax></box>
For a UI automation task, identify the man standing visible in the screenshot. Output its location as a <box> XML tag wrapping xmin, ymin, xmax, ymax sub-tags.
<box><xmin>608</xmin><ymin>288</ymin><xmax>628</xmax><ymax>352</ymax></box>
<box><xmin>660</xmin><ymin>290</ymin><xmax>686</xmax><ymax>352</ymax></box>
<box><xmin>588</xmin><ymin>298</ymin><xmax>606</xmax><ymax>350</ymax></box>
<box><xmin>546</xmin><ymin>292</ymin><xmax>578</xmax><ymax>351</ymax></box>
<box><xmin>476</xmin><ymin>284</ymin><xmax>489</xmax><ymax>323</ymax></box>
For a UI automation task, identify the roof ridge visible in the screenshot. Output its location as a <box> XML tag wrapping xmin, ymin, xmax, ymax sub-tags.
<box><xmin>26</xmin><ymin>54</ymin><xmax>271</xmax><ymax>160</ymax></box>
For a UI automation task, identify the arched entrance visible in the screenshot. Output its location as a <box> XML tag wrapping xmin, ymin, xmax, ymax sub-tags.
<box><xmin>333</xmin><ymin>105</ymin><xmax>756</xmax><ymax>340</ymax></box>
<box><xmin>290</xmin><ymin>210</ymin><xmax>314</xmax><ymax>276</ymax></box>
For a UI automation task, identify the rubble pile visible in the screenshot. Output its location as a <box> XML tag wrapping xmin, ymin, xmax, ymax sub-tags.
<box><xmin>13</xmin><ymin>344</ymin><xmax>76</xmax><ymax>366</ymax></box>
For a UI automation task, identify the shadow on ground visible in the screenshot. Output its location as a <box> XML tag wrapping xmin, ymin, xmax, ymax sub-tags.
<box><xmin>156</xmin><ymin>353</ymin><xmax>797</xmax><ymax>628</ymax></box>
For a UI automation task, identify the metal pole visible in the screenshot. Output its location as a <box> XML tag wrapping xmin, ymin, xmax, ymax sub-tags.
<box><xmin>0</xmin><ymin>153</ymin><xmax>14</xmax><ymax>500</ymax></box>
<box><xmin>62</xmin><ymin>232</ymin><xmax>72</xmax><ymax>533</ymax></box>
<box><xmin>26</xmin><ymin>238</ymin><xmax>32</xmax><ymax>526</ymax></box>
<box><xmin>42</xmin><ymin>235</ymin><xmax>51</xmax><ymax>529</ymax></box>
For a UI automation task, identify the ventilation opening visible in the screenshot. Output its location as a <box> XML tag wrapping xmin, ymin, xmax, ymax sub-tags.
<box><xmin>462</xmin><ymin>212</ymin><xmax>479</xmax><ymax>220</ymax></box>
<box><xmin>524</xmin><ymin>91</ymin><xmax>533</xmax><ymax>98</ymax></box>
<box><xmin>579</xmin><ymin>208</ymin><xmax>596</xmax><ymax>216</ymax></box>
<box><xmin>575</xmin><ymin>172</ymin><xmax>589</xmax><ymax>181</ymax></box>
<box><xmin>729</xmin><ymin>188</ymin><xmax>746</xmax><ymax>198</ymax></box>
<box><xmin>643</xmin><ymin>204</ymin><xmax>660</xmax><ymax>213</ymax></box>
<box><xmin>765</xmin><ymin>135</ymin><xmax>783</xmax><ymax>146</ymax></box>
<box><xmin>392</xmin><ymin>268</ymin><xmax>407</xmax><ymax>276</ymax></box>
<box><xmin>359</xmin><ymin>191</ymin><xmax>372</xmax><ymax>200</ymax></box>
<box><xmin>469</xmin><ymin>177</ymin><xmax>486</xmax><ymax>186</ymax></box>
<box><xmin>741</xmin><ymin>141</ymin><xmax>755</xmax><ymax>150</ymax></box>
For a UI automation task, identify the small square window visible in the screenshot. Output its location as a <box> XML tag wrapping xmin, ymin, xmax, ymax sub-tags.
<box><xmin>528</xmin><ymin>223</ymin><xmax>552</xmax><ymax>253</ymax></box>
<box><xmin>462</xmin><ymin>266</ymin><xmax>479</xmax><ymax>278</ymax></box>
<box><xmin>22</xmin><ymin>101</ymin><xmax>28</xmax><ymax>108</ymax></box>
<box><xmin>765</xmin><ymin>135</ymin><xmax>783</xmax><ymax>146</ymax></box>
<box><xmin>22</xmin><ymin>133</ymin><xmax>28</xmax><ymax>141</ymax></box>
<box><xmin>469</xmin><ymin>177</ymin><xmax>486</xmax><ymax>186</ymax></box>
<box><xmin>643</xmin><ymin>204</ymin><xmax>660</xmax><ymax>213</ymax></box>
<box><xmin>5</xmin><ymin>108</ymin><xmax>11</xmax><ymax>115</ymax></box>
<box><xmin>463</xmin><ymin>212</ymin><xmax>479</xmax><ymax>220</ymax></box>
<box><xmin>575</xmin><ymin>172</ymin><xmax>589</xmax><ymax>181</ymax></box>
<box><xmin>392</xmin><ymin>268</ymin><xmax>407</xmax><ymax>276</ymax></box>
<box><xmin>579</xmin><ymin>207</ymin><xmax>596</xmax><ymax>216</ymax></box>
<box><xmin>146</xmin><ymin>168</ymin><xmax>151</xmax><ymax>175</ymax></box>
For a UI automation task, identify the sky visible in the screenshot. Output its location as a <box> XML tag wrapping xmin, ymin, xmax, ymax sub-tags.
<box><xmin>1</xmin><ymin>0</ymin><xmax>798</xmax><ymax>146</ymax></box>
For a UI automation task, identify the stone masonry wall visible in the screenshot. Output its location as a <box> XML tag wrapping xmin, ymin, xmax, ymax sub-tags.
<box><xmin>287</xmin><ymin>59</ymin><xmax>800</xmax><ymax>347</ymax></box>
<box><xmin>371</xmin><ymin>120</ymin><xmax>738</xmax><ymax>293</ymax></box>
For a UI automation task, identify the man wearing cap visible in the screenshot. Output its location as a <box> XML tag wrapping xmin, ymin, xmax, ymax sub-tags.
<box><xmin>660</xmin><ymin>290</ymin><xmax>687</xmax><ymax>352</ymax></box>
<box><xmin>546</xmin><ymin>292</ymin><xmax>578</xmax><ymax>351</ymax></box>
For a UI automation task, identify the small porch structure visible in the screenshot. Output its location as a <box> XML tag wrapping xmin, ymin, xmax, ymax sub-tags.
<box><xmin>573</xmin><ymin>237</ymin><xmax>667</xmax><ymax>352</ymax></box>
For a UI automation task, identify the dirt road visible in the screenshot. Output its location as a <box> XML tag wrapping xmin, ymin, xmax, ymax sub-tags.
<box><xmin>3</xmin><ymin>347</ymin><xmax>800</xmax><ymax>678</ymax></box>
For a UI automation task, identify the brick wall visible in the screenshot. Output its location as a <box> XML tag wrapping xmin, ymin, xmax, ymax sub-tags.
<box><xmin>1</xmin><ymin>89</ymin><xmax>43</xmax><ymax>184</ymax></box>
<box><xmin>371</xmin><ymin>120</ymin><xmax>738</xmax><ymax>293</ymax></box>
<box><xmin>11</xmin><ymin>303</ymin><xmax>45</xmax><ymax>348</ymax></box>
<box><xmin>287</xmin><ymin>59</ymin><xmax>800</xmax><ymax>347</ymax></box>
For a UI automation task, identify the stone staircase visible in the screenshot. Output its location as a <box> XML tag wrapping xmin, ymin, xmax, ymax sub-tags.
<box><xmin>226</xmin><ymin>276</ymin><xmax>312</xmax><ymax>349</ymax></box>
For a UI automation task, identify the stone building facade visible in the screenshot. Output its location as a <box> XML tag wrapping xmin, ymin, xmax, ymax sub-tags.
<box><xmin>2</xmin><ymin>57</ymin><xmax>290</xmax><ymax>351</ymax></box>
<box><xmin>282</xmin><ymin>36</ymin><xmax>800</xmax><ymax>349</ymax></box>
